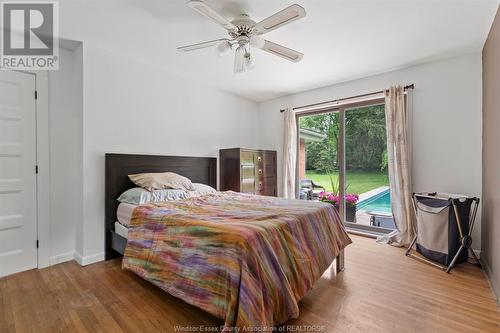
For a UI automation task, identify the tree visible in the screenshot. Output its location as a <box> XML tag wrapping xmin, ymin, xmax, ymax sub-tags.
<box><xmin>345</xmin><ymin>105</ymin><xmax>387</xmax><ymax>170</ymax></box>
<box><xmin>300</xmin><ymin>112</ymin><xmax>340</xmax><ymax>173</ymax></box>
<box><xmin>299</xmin><ymin>105</ymin><xmax>387</xmax><ymax>173</ymax></box>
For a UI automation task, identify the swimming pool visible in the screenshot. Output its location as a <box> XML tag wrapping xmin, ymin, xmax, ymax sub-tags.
<box><xmin>357</xmin><ymin>189</ymin><xmax>392</xmax><ymax>214</ymax></box>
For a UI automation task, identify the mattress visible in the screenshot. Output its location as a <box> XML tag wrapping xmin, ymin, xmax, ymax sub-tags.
<box><xmin>115</xmin><ymin>221</ymin><xmax>129</xmax><ymax>239</ymax></box>
<box><xmin>117</xmin><ymin>202</ymin><xmax>137</xmax><ymax>226</ymax></box>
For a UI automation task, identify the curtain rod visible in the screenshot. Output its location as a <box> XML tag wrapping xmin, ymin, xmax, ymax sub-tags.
<box><xmin>279</xmin><ymin>84</ymin><xmax>414</xmax><ymax>113</ymax></box>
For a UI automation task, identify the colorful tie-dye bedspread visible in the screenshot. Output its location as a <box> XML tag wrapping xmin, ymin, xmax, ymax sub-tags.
<box><xmin>122</xmin><ymin>191</ymin><xmax>351</xmax><ymax>329</ymax></box>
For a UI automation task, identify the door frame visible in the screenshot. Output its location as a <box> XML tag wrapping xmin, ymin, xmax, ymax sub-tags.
<box><xmin>15</xmin><ymin>70</ymin><xmax>50</xmax><ymax>269</ymax></box>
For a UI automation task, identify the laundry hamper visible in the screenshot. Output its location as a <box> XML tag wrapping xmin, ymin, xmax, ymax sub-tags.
<box><xmin>405</xmin><ymin>192</ymin><xmax>481</xmax><ymax>273</ymax></box>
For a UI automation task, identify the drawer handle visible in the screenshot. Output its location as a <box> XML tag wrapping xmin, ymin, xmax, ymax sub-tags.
<box><xmin>258</xmin><ymin>169</ymin><xmax>262</xmax><ymax>174</ymax></box>
<box><xmin>257</xmin><ymin>156</ymin><xmax>262</xmax><ymax>162</ymax></box>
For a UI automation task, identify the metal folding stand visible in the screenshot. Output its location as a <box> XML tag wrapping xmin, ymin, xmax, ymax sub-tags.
<box><xmin>405</xmin><ymin>193</ymin><xmax>481</xmax><ymax>273</ymax></box>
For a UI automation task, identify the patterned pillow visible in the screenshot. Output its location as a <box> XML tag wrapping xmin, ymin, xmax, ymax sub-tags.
<box><xmin>117</xmin><ymin>187</ymin><xmax>189</xmax><ymax>205</ymax></box>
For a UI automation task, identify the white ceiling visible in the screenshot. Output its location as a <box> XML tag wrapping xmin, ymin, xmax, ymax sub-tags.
<box><xmin>126</xmin><ymin>0</ymin><xmax>499</xmax><ymax>102</ymax></box>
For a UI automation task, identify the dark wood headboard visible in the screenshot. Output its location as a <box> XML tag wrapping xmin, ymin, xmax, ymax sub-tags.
<box><xmin>105</xmin><ymin>153</ymin><xmax>217</xmax><ymax>259</ymax></box>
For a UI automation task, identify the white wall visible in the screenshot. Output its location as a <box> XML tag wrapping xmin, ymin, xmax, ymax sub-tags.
<box><xmin>47</xmin><ymin>42</ymin><xmax>259</xmax><ymax>264</ymax></box>
<box><xmin>257</xmin><ymin>53</ymin><xmax>483</xmax><ymax>251</ymax></box>
<box><xmin>77</xmin><ymin>45</ymin><xmax>259</xmax><ymax>262</ymax></box>
<box><xmin>47</xmin><ymin>45</ymin><xmax>83</xmax><ymax>265</ymax></box>
<box><xmin>42</xmin><ymin>2</ymin><xmax>260</xmax><ymax>263</ymax></box>
<box><xmin>49</xmin><ymin>1</ymin><xmax>483</xmax><ymax>262</ymax></box>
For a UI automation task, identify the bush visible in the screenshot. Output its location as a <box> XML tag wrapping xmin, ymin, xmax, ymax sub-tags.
<box><xmin>380</xmin><ymin>150</ymin><xmax>388</xmax><ymax>172</ymax></box>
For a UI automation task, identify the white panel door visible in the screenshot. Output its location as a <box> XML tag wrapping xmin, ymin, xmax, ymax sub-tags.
<box><xmin>0</xmin><ymin>71</ymin><xmax>37</xmax><ymax>277</ymax></box>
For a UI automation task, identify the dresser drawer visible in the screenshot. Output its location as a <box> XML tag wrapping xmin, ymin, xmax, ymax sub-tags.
<box><xmin>241</xmin><ymin>164</ymin><xmax>255</xmax><ymax>178</ymax></box>
<box><xmin>241</xmin><ymin>178</ymin><xmax>255</xmax><ymax>193</ymax></box>
<box><xmin>256</xmin><ymin>179</ymin><xmax>263</xmax><ymax>192</ymax></box>
<box><xmin>240</xmin><ymin>151</ymin><xmax>255</xmax><ymax>164</ymax></box>
<box><xmin>263</xmin><ymin>164</ymin><xmax>276</xmax><ymax>177</ymax></box>
<box><xmin>255</xmin><ymin>177</ymin><xmax>276</xmax><ymax>196</ymax></box>
<box><xmin>220</xmin><ymin>148</ymin><xmax>277</xmax><ymax>195</ymax></box>
<box><xmin>257</xmin><ymin>187</ymin><xmax>277</xmax><ymax>196</ymax></box>
<box><xmin>264</xmin><ymin>176</ymin><xmax>276</xmax><ymax>187</ymax></box>
<box><xmin>256</xmin><ymin>166</ymin><xmax>264</xmax><ymax>178</ymax></box>
<box><xmin>260</xmin><ymin>188</ymin><xmax>276</xmax><ymax>196</ymax></box>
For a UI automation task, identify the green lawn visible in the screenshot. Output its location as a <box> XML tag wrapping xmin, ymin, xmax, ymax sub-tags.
<box><xmin>305</xmin><ymin>171</ymin><xmax>389</xmax><ymax>195</ymax></box>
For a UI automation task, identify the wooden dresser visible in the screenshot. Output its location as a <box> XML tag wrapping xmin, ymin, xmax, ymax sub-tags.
<box><xmin>219</xmin><ymin>148</ymin><xmax>277</xmax><ymax>196</ymax></box>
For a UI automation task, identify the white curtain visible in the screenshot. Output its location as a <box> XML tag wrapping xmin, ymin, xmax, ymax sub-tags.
<box><xmin>282</xmin><ymin>107</ymin><xmax>297</xmax><ymax>199</ymax></box>
<box><xmin>377</xmin><ymin>86</ymin><xmax>415</xmax><ymax>246</ymax></box>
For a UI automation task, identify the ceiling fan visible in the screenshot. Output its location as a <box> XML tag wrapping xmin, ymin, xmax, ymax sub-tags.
<box><xmin>177</xmin><ymin>1</ymin><xmax>306</xmax><ymax>73</ymax></box>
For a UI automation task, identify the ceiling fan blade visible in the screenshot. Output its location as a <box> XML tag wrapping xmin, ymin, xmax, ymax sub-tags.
<box><xmin>259</xmin><ymin>40</ymin><xmax>303</xmax><ymax>63</ymax></box>
<box><xmin>177</xmin><ymin>38</ymin><xmax>228</xmax><ymax>52</ymax></box>
<box><xmin>187</xmin><ymin>0</ymin><xmax>237</xmax><ymax>31</ymax></box>
<box><xmin>254</xmin><ymin>4</ymin><xmax>306</xmax><ymax>35</ymax></box>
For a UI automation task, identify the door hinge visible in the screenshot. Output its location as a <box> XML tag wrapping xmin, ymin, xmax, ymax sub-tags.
<box><xmin>36</xmin><ymin>240</ymin><xmax>39</xmax><ymax>248</ymax></box>
<box><xmin>34</xmin><ymin>90</ymin><xmax>38</xmax><ymax>100</ymax></box>
<box><xmin>35</xmin><ymin>165</ymin><xmax>38</xmax><ymax>174</ymax></box>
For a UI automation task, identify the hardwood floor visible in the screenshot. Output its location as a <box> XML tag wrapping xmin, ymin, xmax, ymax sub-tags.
<box><xmin>1</xmin><ymin>235</ymin><xmax>498</xmax><ymax>332</ymax></box>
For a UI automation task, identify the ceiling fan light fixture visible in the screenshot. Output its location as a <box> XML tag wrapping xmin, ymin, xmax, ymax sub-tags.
<box><xmin>234</xmin><ymin>46</ymin><xmax>246</xmax><ymax>73</ymax></box>
<box><xmin>215</xmin><ymin>40</ymin><xmax>232</xmax><ymax>56</ymax></box>
<box><xmin>249</xmin><ymin>35</ymin><xmax>265</xmax><ymax>49</ymax></box>
<box><xmin>244</xmin><ymin>52</ymin><xmax>254</xmax><ymax>71</ymax></box>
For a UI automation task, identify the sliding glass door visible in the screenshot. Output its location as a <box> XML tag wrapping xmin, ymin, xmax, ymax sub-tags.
<box><xmin>297</xmin><ymin>100</ymin><xmax>394</xmax><ymax>235</ymax></box>
<box><xmin>297</xmin><ymin>111</ymin><xmax>339</xmax><ymax>202</ymax></box>
<box><xmin>343</xmin><ymin>103</ymin><xmax>394</xmax><ymax>234</ymax></box>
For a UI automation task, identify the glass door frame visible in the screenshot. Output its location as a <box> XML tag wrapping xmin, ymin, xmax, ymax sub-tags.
<box><xmin>295</xmin><ymin>97</ymin><xmax>392</xmax><ymax>236</ymax></box>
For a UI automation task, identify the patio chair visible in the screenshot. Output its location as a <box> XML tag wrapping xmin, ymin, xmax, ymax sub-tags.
<box><xmin>367</xmin><ymin>212</ymin><xmax>396</xmax><ymax>229</ymax></box>
<box><xmin>300</xmin><ymin>179</ymin><xmax>326</xmax><ymax>200</ymax></box>
<box><xmin>299</xmin><ymin>187</ymin><xmax>312</xmax><ymax>200</ymax></box>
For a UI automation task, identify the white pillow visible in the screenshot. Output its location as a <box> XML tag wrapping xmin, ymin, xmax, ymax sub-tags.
<box><xmin>128</xmin><ymin>172</ymin><xmax>195</xmax><ymax>191</ymax></box>
<box><xmin>188</xmin><ymin>183</ymin><xmax>217</xmax><ymax>197</ymax></box>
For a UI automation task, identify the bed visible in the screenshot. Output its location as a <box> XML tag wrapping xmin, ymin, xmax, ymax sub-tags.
<box><xmin>105</xmin><ymin>153</ymin><xmax>218</xmax><ymax>259</ymax></box>
<box><xmin>105</xmin><ymin>153</ymin><xmax>351</xmax><ymax>329</ymax></box>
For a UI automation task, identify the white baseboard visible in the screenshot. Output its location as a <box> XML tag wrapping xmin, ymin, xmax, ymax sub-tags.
<box><xmin>74</xmin><ymin>252</ymin><xmax>105</xmax><ymax>266</ymax></box>
<box><xmin>482</xmin><ymin>258</ymin><xmax>499</xmax><ymax>303</ymax></box>
<box><xmin>49</xmin><ymin>252</ymin><xmax>75</xmax><ymax>266</ymax></box>
<box><xmin>73</xmin><ymin>252</ymin><xmax>83</xmax><ymax>264</ymax></box>
<box><xmin>48</xmin><ymin>252</ymin><xmax>105</xmax><ymax>267</ymax></box>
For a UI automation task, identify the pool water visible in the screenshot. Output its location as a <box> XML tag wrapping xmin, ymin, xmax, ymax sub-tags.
<box><xmin>357</xmin><ymin>190</ymin><xmax>392</xmax><ymax>214</ymax></box>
